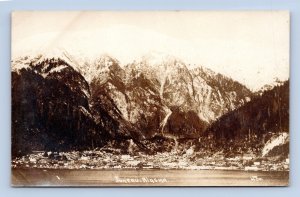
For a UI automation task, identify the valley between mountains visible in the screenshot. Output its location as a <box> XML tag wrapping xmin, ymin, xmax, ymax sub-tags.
<box><xmin>11</xmin><ymin>52</ymin><xmax>289</xmax><ymax>171</ymax></box>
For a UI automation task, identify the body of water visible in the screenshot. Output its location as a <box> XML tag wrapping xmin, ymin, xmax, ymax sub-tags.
<box><xmin>11</xmin><ymin>168</ymin><xmax>289</xmax><ymax>186</ymax></box>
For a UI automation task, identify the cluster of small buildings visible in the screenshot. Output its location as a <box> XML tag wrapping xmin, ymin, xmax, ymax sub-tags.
<box><xmin>11</xmin><ymin>148</ymin><xmax>289</xmax><ymax>172</ymax></box>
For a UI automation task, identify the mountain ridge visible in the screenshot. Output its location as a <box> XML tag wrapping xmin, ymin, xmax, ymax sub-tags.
<box><xmin>12</xmin><ymin>52</ymin><xmax>261</xmax><ymax>156</ymax></box>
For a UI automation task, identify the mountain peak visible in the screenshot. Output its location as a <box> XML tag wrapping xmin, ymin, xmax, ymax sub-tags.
<box><xmin>192</xmin><ymin>66</ymin><xmax>217</xmax><ymax>77</ymax></box>
<box><xmin>257</xmin><ymin>77</ymin><xmax>285</xmax><ymax>95</ymax></box>
<box><xmin>12</xmin><ymin>48</ymin><xmax>83</xmax><ymax>74</ymax></box>
<box><xmin>138</xmin><ymin>51</ymin><xmax>186</xmax><ymax>68</ymax></box>
<box><xmin>126</xmin><ymin>51</ymin><xmax>190</xmax><ymax>85</ymax></box>
<box><xmin>93</xmin><ymin>54</ymin><xmax>120</xmax><ymax>70</ymax></box>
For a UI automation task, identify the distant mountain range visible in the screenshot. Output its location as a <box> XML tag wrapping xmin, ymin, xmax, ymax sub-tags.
<box><xmin>11</xmin><ymin>52</ymin><xmax>288</xmax><ymax>157</ymax></box>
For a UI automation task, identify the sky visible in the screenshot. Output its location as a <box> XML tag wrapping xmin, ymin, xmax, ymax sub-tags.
<box><xmin>12</xmin><ymin>11</ymin><xmax>290</xmax><ymax>90</ymax></box>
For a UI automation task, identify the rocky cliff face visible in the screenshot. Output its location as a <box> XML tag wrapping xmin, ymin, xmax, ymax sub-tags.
<box><xmin>191</xmin><ymin>67</ymin><xmax>252</xmax><ymax>122</ymax></box>
<box><xmin>123</xmin><ymin>53</ymin><xmax>252</xmax><ymax>138</ymax></box>
<box><xmin>11</xmin><ymin>52</ymin><xmax>254</xmax><ymax>156</ymax></box>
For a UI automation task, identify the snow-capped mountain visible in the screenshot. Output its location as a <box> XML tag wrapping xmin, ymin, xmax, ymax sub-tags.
<box><xmin>126</xmin><ymin>52</ymin><xmax>252</xmax><ymax>124</ymax></box>
<box><xmin>256</xmin><ymin>77</ymin><xmax>285</xmax><ymax>96</ymax></box>
<box><xmin>11</xmin><ymin>50</ymin><xmax>256</xmax><ymax>155</ymax></box>
<box><xmin>11</xmin><ymin>56</ymin><xmax>137</xmax><ymax>156</ymax></box>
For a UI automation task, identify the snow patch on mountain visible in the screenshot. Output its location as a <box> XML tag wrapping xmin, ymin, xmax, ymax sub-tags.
<box><xmin>257</xmin><ymin>77</ymin><xmax>285</xmax><ymax>95</ymax></box>
<box><xmin>262</xmin><ymin>132</ymin><xmax>289</xmax><ymax>157</ymax></box>
<box><xmin>12</xmin><ymin>55</ymin><xmax>42</xmax><ymax>73</ymax></box>
<box><xmin>160</xmin><ymin>109</ymin><xmax>172</xmax><ymax>133</ymax></box>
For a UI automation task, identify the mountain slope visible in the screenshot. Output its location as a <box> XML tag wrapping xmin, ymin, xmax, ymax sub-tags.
<box><xmin>12</xmin><ymin>57</ymin><xmax>114</xmax><ymax>156</ymax></box>
<box><xmin>205</xmin><ymin>80</ymin><xmax>289</xmax><ymax>153</ymax></box>
<box><xmin>12</xmin><ymin>52</ymin><xmax>256</xmax><ymax>156</ymax></box>
<box><xmin>192</xmin><ymin>67</ymin><xmax>252</xmax><ymax>122</ymax></box>
<box><xmin>125</xmin><ymin>53</ymin><xmax>253</xmax><ymax>137</ymax></box>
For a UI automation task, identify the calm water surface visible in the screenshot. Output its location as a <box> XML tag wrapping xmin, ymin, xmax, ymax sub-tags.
<box><xmin>12</xmin><ymin>168</ymin><xmax>289</xmax><ymax>186</ymax></box>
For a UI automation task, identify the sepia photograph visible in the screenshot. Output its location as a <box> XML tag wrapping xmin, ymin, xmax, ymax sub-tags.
<box><xmin>11</xmin><ymin>11</ymin><xmax>289</xmax><ymax>186</ymax></box>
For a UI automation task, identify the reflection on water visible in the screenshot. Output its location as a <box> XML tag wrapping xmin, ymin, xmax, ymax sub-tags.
<box><xmin>12</xmin><ymin>168</ymin><xmax>289</xmax><ymax>187</ymax></box>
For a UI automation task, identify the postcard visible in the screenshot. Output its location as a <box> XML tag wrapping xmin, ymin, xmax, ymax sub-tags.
<box><xmin>11</xmin><ymin>11</ymin><xmax>289</xmax><ymax>186</ymax></box>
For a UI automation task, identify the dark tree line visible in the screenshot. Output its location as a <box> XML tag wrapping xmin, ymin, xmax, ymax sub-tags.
<box><xmin>12</xmin><ymin>59</ymin><xmax>110</xmax><ymax>157</ymax></box>
<box><xmin>205</xmin><ymin>80</ymin><xmax>289</xmax><ymax>148</ymax></box>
